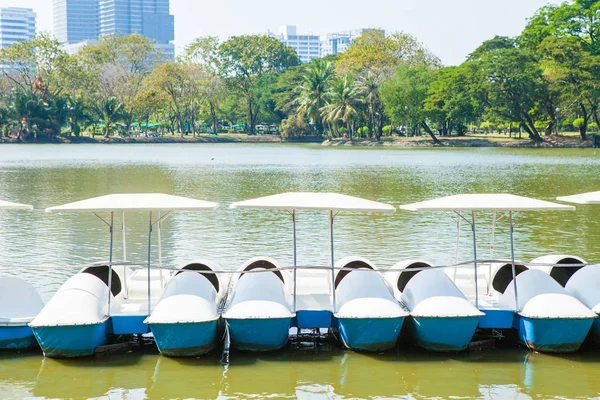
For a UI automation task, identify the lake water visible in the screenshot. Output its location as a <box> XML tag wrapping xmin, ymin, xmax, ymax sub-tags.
<box><xmin>0</xmin><ymin>143</ymin><xmax>599</xmax><ymax>399</ymax></box>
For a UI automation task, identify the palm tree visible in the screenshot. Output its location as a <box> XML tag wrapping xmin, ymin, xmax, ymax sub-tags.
<box><xmin>66</xmin><ymin>96</ymin><xmax>89</xmax><ymax>137</ymax></box>
<box><xmin>99</xmin><ymin>97</ymin><xmax>125</xmax><ymax>138</ymax></box>
<box><xmin>9</xmin><ymin>89</ymin><xmax>47</xmax><ymax>142</ymax></box>
<box><xmin>356</xmin><ymin>71</ymin><xmax>386</xmax><ymax>141</ymax></box>
<box><xmin>47</xmin><ymin>95</ymin><xmax>69</xmax><ymax>138</ymax></box>
<box><xmin>321</xmin><ymin>77</ymin><xmax>362</xmax><ymax>140</ymax></box>
<box><xmin>296</xmin><ymin>60</ymin><xmax>335</xmax><ymax>136</ymax></box>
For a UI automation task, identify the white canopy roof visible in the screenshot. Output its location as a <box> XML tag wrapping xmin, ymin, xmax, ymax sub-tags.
<box><xmin>0</xmin><ymin>200</ymin><xmax>32</xmax><ymax>210</ymax></box>
<box><xmin>46</xmin><ymin>193</ymin><xmax>219</xmax><ymax>213</ymax></box>
<box><xmin>230</xmin><ymin>192</ymin><xmax>395</xmax><ymax>213</ymax></box>
<box><xmin>557</xmin><ymin>191</ymin><xmax>600</xmax><ymax>205</ymax></box>
<box><xmin>401</xmin><ymin>194</ymin><xmax>575</xmax><ymax>212</ymax></box>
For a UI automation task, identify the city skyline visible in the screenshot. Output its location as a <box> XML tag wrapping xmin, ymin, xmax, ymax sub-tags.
<box><xmin>0</xmin><ymin>0</ymin><xmax>561</xmax><ymax>65</ymax></box>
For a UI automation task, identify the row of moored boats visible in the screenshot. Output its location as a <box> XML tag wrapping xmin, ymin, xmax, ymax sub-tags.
<box><xmin>0</xmin><ymin>191</ymin><xmax>599</xmax><ymax>358</ymax></box>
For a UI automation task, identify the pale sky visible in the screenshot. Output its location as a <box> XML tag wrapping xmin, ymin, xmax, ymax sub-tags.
<box><xmin>0</xmin><ymin>0</ymin><xmax>560</xmax><ymax>65</ymax></box>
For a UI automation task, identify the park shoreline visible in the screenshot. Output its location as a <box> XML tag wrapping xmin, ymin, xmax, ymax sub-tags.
<box><xmin>0</xmin><ymin>134</ymin><xmax>595</xmax><ymax>148</ymax></box>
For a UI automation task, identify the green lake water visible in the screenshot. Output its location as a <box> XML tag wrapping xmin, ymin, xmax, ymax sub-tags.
<box><xmin>0</xmin><ymin>143</ymin><xmax>599</xmax><ymax>399</ymax></box>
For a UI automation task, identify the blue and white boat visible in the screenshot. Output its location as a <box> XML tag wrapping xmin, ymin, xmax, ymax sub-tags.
<box><xmin>555</xmin><ymin>191</ymin><xmax>600</xmax><ymax>344</ymax></box>
<box><xmin>400</xmin><ymin>193</ymin><xmax>584</xmax><ymax>352</ymax></box>
<box><xmin>501</xmin><ymin>269</ymin><xmax>596</xmax><ymax>352</ymax></box>
<box><xmin>32</xmin><ymin>193</ymin><xmax>219</xmax><ymax>358</ymax></box>
<box><xmin>334</xmin><ymin>257</ymin><xmax>408</xmax><ymax>352</ymax></box>
<box><xmin>564</xmin><ymin>265</ymin><xmax>600</xmax><ymax>343</ymax></box>
<box><xmin>30</xmin><ymin>272</ymin><xmax>112</xmax><ymax>358</ymax></box>
<box><xmin>230</xmin><ymin>192</ymin><xmax>397</xmax><ymax>338</ymax></box>
<box><xmin>388</xmin><ymin>261</ymin><xmax>483</xmax><ymax>352</ymax></box>
<box><xmin>223</xmin><ymin>257</ymin><xmax>294</xmax><ymax>352</ymax></box>
<box><xmin>0</xmin><ymin>200</ymin><xmax>42</xmax><ymax>350</ymax></box>
<box><xmin>0</xmin><ymin>277</ymin><xmax>44</xmax><ymax>350</ymax></box>
<box><xmin>146</xmin><ymin>261</ymin><xmax>225</xmax><ymax>357</ymax></box>
<box><xmin>530</xmin><ymin>254</ymin><xmax>600</xmax><ymax>344</ymax></box>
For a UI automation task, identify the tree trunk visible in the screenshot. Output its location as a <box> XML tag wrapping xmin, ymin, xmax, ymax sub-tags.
<box><xmin>579</xmin><ymin>104</ymin><xmax>590</xmax><ymax>141</ymax></box>
<box><xmin>104</xmin><ymin>122</ymin><xmax>110</xmax><ymax>139</ymax></box>
<box><xmin>544</xmin><ymin>121</ymin><xmax>554</xmax><ymax>137</ymax></box>
<box><xmin>210</xmin><ymin>102</ymin><xmax>218</xmax><ymax>134</ymax></box>
<box><xmin>521</xmin><ymin>113</ymin><xmax>543</xmax><ymax>142</ymax></box>
<box><xmin>421</xmin><ymin>121</ymin><xmax>442</xmax><ymax>145</ymax></box>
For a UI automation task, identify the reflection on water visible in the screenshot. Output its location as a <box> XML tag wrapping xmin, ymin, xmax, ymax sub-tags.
<box><xmin>0</xmin><ymin>144</ymin><xmax>599</xmax><ymax>398</ymax></box>
<box><xmin>0</xmin><ymin>348</ymin><xmax>600</xmax><ymax>399</ymax></box>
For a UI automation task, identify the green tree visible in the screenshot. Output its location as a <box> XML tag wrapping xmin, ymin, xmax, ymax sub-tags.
<box><xmin>321</xmin><ymin>77</ymin><xmax>363</xmax><ymax>139</ymax></box>
<box><xmin>381</xmin><ymin>63</ymin><xmax>440</xmax><ymax>143</ymax></box>
<box><xmin>471</xmin><ymin>45</ymin><xmax>547</xmax><ymax>142</ymax></box>
<box><xmin>424</xmin><ymin>65</ymin><xmax>480</xmax><ymax>136</ymax></box>
<box><xmin>79</xmin><ymin>34</ymin><xmax>161</xmax><ymax>133</ymax></box>
<box><xmin>296</xmin><ymin>60</ymin><xmax>335</xmax><ymax>136</ymax></box>
<box><xmin>218</xmin><ymin>35</ymin><xmax>300</xmax><ymax>134</ymax></box>
<box><xmin>538</xmin><ymin>36</ymin><xmax>600</xmax><ymax>140</ymax></box>
<box><xmin>356</xmin><ymin>71</ymin><xmax>386</xmax><ymax>140</ymax></box>
<box><xmin>98</xmin><ymin>97</ymin><xmax>125</xmax><ymax>138</ymax></box>
<box><xmin>336</xmin><ymin>30</ymin><xmax>440</xmax><ymax>76</ymax></box>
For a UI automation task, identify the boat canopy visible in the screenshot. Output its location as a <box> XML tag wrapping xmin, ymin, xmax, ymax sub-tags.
<box><xmin>46</xmin><ymin>193</ymin><xmax>219</xmax><ymax>213</ymax></box>
<box><xmin>0</xmin><ymin>200</ymin><xmax>33</xmax><ymax>210</ymax></box>
<box><xmin>230</xmin><ymin>192</ymin><xmax>395</xmax><ymax>212</ymax></box>
<box><xmin>557</xmin><ymin>191</ymin><xmax>600</xmax><ymax>205</ymax></box>
<box><xmin>401</xmin><ymin>194</ymin><xmax>574</xmax><ymax>212</ymax></box>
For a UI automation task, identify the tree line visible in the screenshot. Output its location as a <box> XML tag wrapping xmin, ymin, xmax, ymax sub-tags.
<box><xmin>0</xmin><ymin>0</ymin><xmax>598</xmax><ymax>143</ymax></box>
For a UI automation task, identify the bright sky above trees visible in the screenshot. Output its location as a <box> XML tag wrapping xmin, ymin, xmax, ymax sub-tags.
<box><xmin>0</xmin><ymin>0</ymin><xmax>560</xmax><ymax>65</ymax></box>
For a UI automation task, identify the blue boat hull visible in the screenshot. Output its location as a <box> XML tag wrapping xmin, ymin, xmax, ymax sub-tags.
<box><xmin>0</xmin><ymin>325</ymin><xmax>38</xmax><ymax>350</ymax></box>
<box><xmin>226</xmin><ymin>317</ymin><xmax>291</xmax><ymax>352</ymax></box>
<box><xmin>32</xmin><ymin>321</ymin><xmax>109</xmax><ymax>358</ymax></box>
<box><xmin>411</xmin><ymin>316</ymin><xmax>480</xmax><ymax>352</ymax></box>
<box><xmin>150</xmin><ymin>320</ymin><xmax>220</xmax><ymax>357</ymax></box>
<box><xmin>336</xmin><ymin>316</ymin><xmax>405</xmax><ymax>352</ymax></box>
<box><xmin>515</xmin><ymin>316</ymin><xmax>594</xmax><ymax>353</ymax></box>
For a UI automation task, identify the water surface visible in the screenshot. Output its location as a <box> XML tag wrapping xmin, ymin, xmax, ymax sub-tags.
<box><xmin>0</xmin><ymin>143</ymin><xmax>599</xmax><ymax>399</ymax></box>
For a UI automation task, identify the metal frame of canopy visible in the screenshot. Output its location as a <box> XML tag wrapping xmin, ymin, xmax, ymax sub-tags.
<box><xmin>46</xmin><ymin>193</ymin><xmax>219</xmax><ymax>315</ymax></box>
<box><xmin>230</xmin><ymin>192</ymin><xmax>396</xmax><ymax>312</ymax></box>
<box><xmin>400</xmin><ymin>194</ymin><xmax>575</xmax><ymax>310</ymax></box>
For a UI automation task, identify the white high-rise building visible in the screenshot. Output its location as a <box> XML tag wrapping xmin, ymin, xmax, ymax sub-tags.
<box><xmin>269</xmin><ymin>25</ymin><xmax>321</xmax><ymax>63</ymax></box>
<box><xmin>0</xmin><ymin>7</ymin><xmax>36</xmax><ymax>49</ymax></box>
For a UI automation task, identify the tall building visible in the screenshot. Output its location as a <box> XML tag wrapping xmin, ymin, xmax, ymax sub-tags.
<box><xmin>322</xmin><ymin>29</ymin><xmax>385</xmax><ymax>57</ymax></box>
<box><xmin>99</xmin><ymin>0</ymin><xmax>174</xmax><ymax>58</ymax></box>
<box><xmin>53</xmin><ymin>0</ymin><xmax>174</xmax><ymax>59</ymax></box>
<box><xmin>53</xmin><ymin>0</ymin><xmax>99</xmax><ymax>45</ymax></box>
<box><xmin>0</xmin><ymin>7</ymin><xmax>36</xmax><ymax>49</ymax></box>
<box><xmin>269</xmin><ymin>25</ymin><xmax>321</xmax><ymax>63</ymax></box>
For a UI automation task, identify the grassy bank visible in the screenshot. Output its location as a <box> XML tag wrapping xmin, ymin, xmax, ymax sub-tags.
<box><xmin>323</xmin><ymin>133</ymin><xmax>595</xmax><ymax>148</ymax></box>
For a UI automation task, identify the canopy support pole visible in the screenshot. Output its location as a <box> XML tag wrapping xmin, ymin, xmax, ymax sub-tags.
<box><xmin>158</xmin><ymin>211</ymin><xmax>164</xmax><ymax>288</ymax></box>
<box><xmin>329</xmin><ymin>210</ymin><xmax>336</xmax><ymax>312</ymax></box>
<box><xmin>292</xmin><ymin>210</ymin><xmax>297</xmax><ymax>312</ymax></box>
<box><xmin>122</xmin><ymin>212</ymin><xmax>128</xmax><ymax>299</ymax></box>
<box><xmin>107</xmin><ymin>211</ymin><xmax>114</xmax><ymax>315</ymax></box>
<box><xmin>509</xmin><ymin>211</ymin><xmax>520</xmax><ymax>311</ymax></box>
<box><xmin>454</xmin><ymin>217</ymin><xmax>461</xmax><ymax>282</ymax></box>
<box><xmin>471</xmin><ymin>211</ymin><xmax>479</xmax><ymax>309</ymax></box>
<box><xmin>146</xmin><ymin>211</ymin><xmax>153</xmax><ymax>315</ymax></box>
<box><xmin>489</xmin><ymin>212</ymin><xmax>497</xmax><ymax>296</ymax></box>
